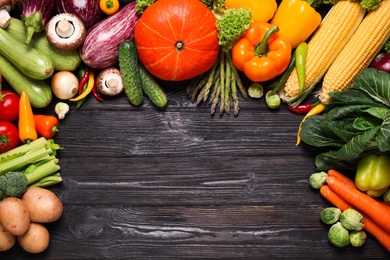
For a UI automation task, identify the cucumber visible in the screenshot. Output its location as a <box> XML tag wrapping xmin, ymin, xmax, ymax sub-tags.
<box><xmin>118</xmin><ymin>40</ymin><xmax>144</xmax><ymax>106</ymax></box>
<box><xmin>6</xmin><ymin>18</ymin><xmax>81</xmax><ymax>72</ymax></box>
<box><xmin>0</xmin><ymin>54</ymin><xmax>52</xmax><ymax>108</ymax></box>
<box><xmin>0</xmin><ymin>27</ymin><xmax>54</xmax><ymax>80</ymax></box>
<box><xmin>138</xmin><ymin>64</ymin><xmax>168</xmax><ymax>108</ymax></box>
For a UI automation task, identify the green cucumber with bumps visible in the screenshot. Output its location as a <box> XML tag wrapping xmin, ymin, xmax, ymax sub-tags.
<box><xmin>0</xmin><ymin>54</ymin><xmax>52</xmax><ymax>108</ymax></box>
<box><xmin>118</xmin><ymin>40</ymin><xmax>144</xmax><ymax>106</ymax></box>
<box><xmin>5</xmin><ymin>18</ymin><xmax>81</xmax><ymax>72</ymax></box>
<box><xmin>138</xmin><ymin>64</ymin><xmax>168</xmax><ymax>108</ymax></box>
<box><xmin>0</xmin><ymin>27</ymin><xmax>54</xmax><ymax>80</ymax></box>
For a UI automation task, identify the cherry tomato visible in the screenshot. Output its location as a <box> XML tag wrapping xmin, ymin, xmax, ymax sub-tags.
<box><xmin>0</xmin><ymin>90</ymin><xmax>20</xmax><ymax>122</ymax></box>
<box><xmin>0</xmin><ymin>121</ymin><xmax>20</xmax><ymax>153</ymax></box>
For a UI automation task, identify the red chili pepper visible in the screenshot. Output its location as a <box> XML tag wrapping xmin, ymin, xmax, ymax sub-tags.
<box><xmin>92</xmin><ymin>82</ymin><xmax>103</xmax><ymax>102</ymax></box>
<box><xmin>78</xmin><ymin>70</ymin><xmax>90</xmax><ymax>95</ymax></box>
<box><xmin>288</xmin><ymin>101</ymin><xmax>319</xmax><ymax>115</ymax></box>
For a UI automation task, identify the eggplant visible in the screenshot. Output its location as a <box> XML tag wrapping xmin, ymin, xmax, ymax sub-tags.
<box><xmin>80</xmin><ymin>2</ymin><xmax>139</xmax><ymax>69</ymax></box>
<box><xmin>56</xmin><ymin>0</ymin><xmax>101</xmax><ymax>28</ymax></box>
<box><xmin>19</xmin><ymin>0</ymin><xmax>55</xmax><ymax>44</ymax></box>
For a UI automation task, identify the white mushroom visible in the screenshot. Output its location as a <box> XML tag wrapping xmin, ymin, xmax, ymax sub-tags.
<box><xmin>45</xmin><ymin>13</ymin><xmax>86</xmax><ymax>51</ymax></box>
<box><xmin>0</xmin><ymin>0</ymin><xmax>17</xmax><ymax>29</ymax></box>
<box><xmin>96</xmin><ymin>68</ymin><xmax>124</xmax><ymax>97</ymax></box>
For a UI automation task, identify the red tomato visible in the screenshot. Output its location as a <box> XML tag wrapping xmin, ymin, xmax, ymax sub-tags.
<box><xmin>0</xmin><ymin>90</ymin><xmax>20</xmax><ymax>122</ymax></box>
<box><xmin>0</xmin><ymin>121</ymin><xmax>19</xmax><ymax>153</ymax></box>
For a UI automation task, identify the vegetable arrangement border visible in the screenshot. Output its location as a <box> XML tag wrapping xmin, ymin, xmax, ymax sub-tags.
<box><xmin>0</xmin><ymin>0</ymin><xmax>390</xmax><ymax>255</ymax></box>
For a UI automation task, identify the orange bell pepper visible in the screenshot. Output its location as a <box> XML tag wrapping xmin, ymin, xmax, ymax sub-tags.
<box><xmin>224</xmin><ymin>0</ymin><xmax>277</xmax><ymax>23</ymax></box>
<box><xmin>271</xmin><ymin>0</ymin><xmax>322</xmax><ymax>49</ymax></box>
<box><xmin>231</xmin><ymin>23</ymin><xmax>292</xmax><ymax>82</ymax></box>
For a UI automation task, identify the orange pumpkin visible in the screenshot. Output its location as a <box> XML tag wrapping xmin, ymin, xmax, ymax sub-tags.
<box><xmin>134</xmin><ymin>0</ymin><xmax>220</xmax><ymax>81</ymax></box>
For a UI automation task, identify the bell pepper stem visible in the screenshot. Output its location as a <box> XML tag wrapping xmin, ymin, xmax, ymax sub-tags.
<box><xmin>255</xmin><ymin>25</ymin><xmax>279</xmax><ymax>56</ymax></box>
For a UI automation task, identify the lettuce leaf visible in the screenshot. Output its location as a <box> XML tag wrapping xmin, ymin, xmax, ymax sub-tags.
<box><xmin>300</xmin><ymin>68</ymin><xmax>390</xmax><ymax>171</ymax></box>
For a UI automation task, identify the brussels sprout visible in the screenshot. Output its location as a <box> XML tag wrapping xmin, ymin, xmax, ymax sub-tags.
<box><xmin>248</xmin><ymin>83</ymin><xmax>264</xmax><ymax>99</ymax></box>
<box><xmin>340</xmin><ymin>208</ymin><xmax>364</xmax><ymax>231</ymax></box>
<box><xmin>265</xmin><ymin>90</ymin><xmax>281</xmax><ymax>109</ymax></box>
<box><xmin>309</xmin><ymin>172</ymin><xmax>328</xmax><ymax>189</ymax></box>
<box><xmin>328</xmin><ymin>222</ymin><xmax>350</xmax><ymax>247</ymax></box>
<box><xmin>320</xmin><ymin>207</ymin><xmax>341</xmax><ymax>225</ymax></box>
<box><xmin>349</xmin><ymin>230</ymin><xmax>367</xmax><ymax>247</ymax></box>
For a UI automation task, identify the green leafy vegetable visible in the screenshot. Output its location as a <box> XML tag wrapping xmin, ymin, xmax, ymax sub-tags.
<box><xmin>300</xmin><ymin>68</ymin><xmax>390</xmax><ymax>171</ymax></box>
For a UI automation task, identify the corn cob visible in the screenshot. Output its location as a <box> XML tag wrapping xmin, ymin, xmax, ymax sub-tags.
<box><xmin>319</xmin><ymin>0</ymin><xmax>390</xmax><ymax>103</ymax></box>
<box><xmin>280</xmin><ymin>0</ymin><xmax>366</xmax><ymax>105</ymax></box>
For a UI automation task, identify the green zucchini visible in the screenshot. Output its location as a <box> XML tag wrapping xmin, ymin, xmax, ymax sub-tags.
<box><xmin>0</xmin><ymin>54</ymin><xmax>52</xmax><ymax>108</ymax></box>
<box><xmin>138</xmin><ymin>64</ymin><xmax>168</xmax><ymax>108</ymax></box>
<box><xmin>118</xmin><ymin>40</ymin><xmax>144</xmax><ymax>106</ymax></box>
<box><xmin>6</xmin><ymin>18</ymin><xmax>81</xmax><ymax>72</ymax></box>
<box><xmin>0</xmin><ymin>27</ymin><xmax>54</xmax><ymax>80</ymax></box>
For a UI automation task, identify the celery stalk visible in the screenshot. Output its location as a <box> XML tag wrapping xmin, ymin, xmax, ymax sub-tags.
<box><xmin>0</xmin><ymin>137</ymin><xmax>47</xmax><ymax>161</ymax></box>
<box><xmin>0</xmin><ymin>146</ymin><xmax>52</xmax><ymax>175</ymax></box>
<box><xmin>0</xmin><ymin>137</ymin><xmax>62</xmax><ymax>175</ymax></box>
<box><xmin>28</xmin><ymin>172</ymin><xmax>62</xmax><ymax>188</ymax></box>
<box><xmin>23</xmin><ymin>158</ymin><xmax>61</xmax><ymax>184</ymax></box>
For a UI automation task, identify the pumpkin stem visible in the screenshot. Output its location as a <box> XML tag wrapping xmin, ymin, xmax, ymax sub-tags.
<box><xmin>254</xmin><ymin>25</ymin><xmax>279</xmax><ymax>57</ymax></box>
<box><xmin>175</xmin><ymin>40</ymin><xmax>185</xmax><ymax>51</ymax></box>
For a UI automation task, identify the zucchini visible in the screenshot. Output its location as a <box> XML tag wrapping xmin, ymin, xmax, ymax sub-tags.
<box><xmin>118</xmin><ymin>40</ymin><xmax>144</xmax><ymax>106</ymax></box>
<box><xmin>0</xmin><ymin>54</ymin><xmax>52</xmax><ymax>108</ymax></box>
<box><xmin>0</xmin><ymin>27</ymin><xmax>54</xmax><ymax>80</ymax></box>
<box><xmin>6</xmin><ymin>18</ymin><xmax>81</xmax><ymax>72</ymax></box>
<box><xmin>139</xmin><ymin>64</ymin><xmax>168</xmax><ymax>108</ymax></box>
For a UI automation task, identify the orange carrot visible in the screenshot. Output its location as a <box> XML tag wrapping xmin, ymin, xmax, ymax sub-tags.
<box><xmin>327</xmin><ymin>169</ymin><xmax>356</xmax><ymax>188</ymax></box>
<box><xmin>327</xmin><ymin>175</ymin><xmax>390</xmax><ymax>234</ymax></box>
<box><xmin>320</xmin><ymin>185</ymin><xmax>353</xmax><ymax>209</ymax></box>
<box><xmin>320</xmin><ymin>185</ymin><xmax>390</xmax><ymax>252</ymax></box>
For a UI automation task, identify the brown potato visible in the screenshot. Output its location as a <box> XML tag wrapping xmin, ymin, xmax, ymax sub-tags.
<box><xmin>21</xmin><ymin>187</ymin><xmax>63</xmax><ymax>223</ymax></box>
<box><xmin>17</xmin><ymin>223</ymin><xmax>50</xmax><ymax>254</ymax></box>
<box><xmin>0</xmin><ymin>197</ymin><xmax>30</xmax><ymax>235</ymax></box>
<box><xmin>0</xmin><ymin>222</ymin><xmax>16</xmax><ymax>251</ymax></box>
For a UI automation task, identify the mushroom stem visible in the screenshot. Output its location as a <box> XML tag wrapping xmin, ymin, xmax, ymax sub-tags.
<box><xmin>0</xmin><ymin>8</ymin><xmax>10</xmax><ymax>29</ymax></box>
<box><xmin>106</xmin><ymin>78</ymin><xmax>119</xmax><ymax>89</ymax></box>
<box><xmin>55</xmin><ymin>19</ymin><xmax>75</xmax><ymax>38</ymax></box>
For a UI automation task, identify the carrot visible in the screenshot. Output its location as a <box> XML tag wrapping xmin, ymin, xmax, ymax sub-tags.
<box><xmin>327</xmin><ymin>175</ymin><xmax>390</xmax><ymax>234</ymax></box>
<box><xmin>320</xmin><ymin>185</ymin><xmax>353</xmax><ymax>210</ymax></box>
<box><xmin>320</xmin><ymin>185</ymin><xmax>390</xmax><ymax>252</ymax></box>
<box><xmin>327</xmin><ymin>169</ymin><xmax>356</xmax><ymax>188</ymax></box>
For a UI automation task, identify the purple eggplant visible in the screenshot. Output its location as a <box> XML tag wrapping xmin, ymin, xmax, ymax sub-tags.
<box><xmin>80</xmin><ymin>2</ymin><xmax>139</xmax><ymax>69</ymax></box>
<box><xmin>56</xmin><ymin>0</ymin><xmax>101</xmax><ymax>28</ymax></box>
<box><xmin>19</xmin><ymin>0</ymin><xmax>55</xmax><ymax>44</ymax></box>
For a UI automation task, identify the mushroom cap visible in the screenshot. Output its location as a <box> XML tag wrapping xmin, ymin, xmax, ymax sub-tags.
<box><xmin>96</xmin><ymin>68</ymin><xmax>124</xmax><ymax>96</ymax></box>
<box><xmin>45</xmin><ymin>13</ymin><xmax>86</xmax><ymax>51</ymax></box>
<box><xmin>0</xmin><ymin>0</ymin><xmax>17</xmax><ymax>11</ymax></box>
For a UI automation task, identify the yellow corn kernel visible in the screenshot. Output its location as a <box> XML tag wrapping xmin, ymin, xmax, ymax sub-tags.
<box><xmin>320</xmin><ymin>0</ymin><xmax>390</xmax><ymax>104</ymax></box>
<box><xmin>280</xmin><ymin>0</ymin><xmax>365</xmax><ymax>102</ymax></box>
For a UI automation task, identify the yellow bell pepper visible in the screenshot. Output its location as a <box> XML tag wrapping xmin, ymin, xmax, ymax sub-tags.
<box><xmin>224</xmin><ymin>0</ymin><xmax>277</xmax><ymax>23</ymax></box>
<box><xmin>270</xmin><ymin>0</ymin><xmax>322</xmax><ymax>48</ymax></box>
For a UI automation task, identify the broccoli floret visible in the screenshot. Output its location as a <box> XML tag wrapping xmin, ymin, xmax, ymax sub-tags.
<box><xmin>385</xmin><ymin>41</ymin><xmax>390</xmax><ymax>53</ymax></box>
<box><xmin>359</xmin><ymin>0</ymin><xmax>382</xmax><ymax>11</ymax></box>
<box><xmin>200</xmin><ymin>0</ymin><xmax>225</xmax><ymax>11</ymax></box>
<box><xmin>308</xmin><ymin>0</ymin><xmax>340</xmax><ymax>9</ymax></box>
<box><xmin>216</xmin><ymin>8</ymin><xmax>253</xmax><ymax>53</ymax></box>
<box><xmin>0</xmin><ymin>171</ymin><xmax>28</xmax><ymax>199</ymax></box>
<box><xmin>135</xmin><ymin>0</ymin><xmax>157</xmax><ymax>15</ymax></box>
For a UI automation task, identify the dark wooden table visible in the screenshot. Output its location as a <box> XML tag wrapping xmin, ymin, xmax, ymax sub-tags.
<box><xmin>1</xmin><ymin>80</ymin><xmax>389</xmax><ymax>259</ymax></box>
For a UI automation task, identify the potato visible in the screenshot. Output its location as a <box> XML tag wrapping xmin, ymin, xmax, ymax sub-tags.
<box><xmin>18</xmin><ymin>223</ymin><xmax>50</xmax><ymax>254</ymax></box>
<box><xmin>21</xmin><ymin>187</ymin><xmax>63</xmax><ymax>223</ymax></box>
<box><xmin>0</xmin><ymin>197</ymin><xmax>30</xmax><ymax>235</ymax></box>
<box><xmin>0</xmin><ymin>222</ymin><xmax>16</xmax><ymax>251</ymax></box>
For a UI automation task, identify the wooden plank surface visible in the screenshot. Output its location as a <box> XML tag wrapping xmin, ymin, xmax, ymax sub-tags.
<box><xmin>1</xmin><ymin>84</ymin><xmax>389</xmax><ymax>259</ymax></box>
